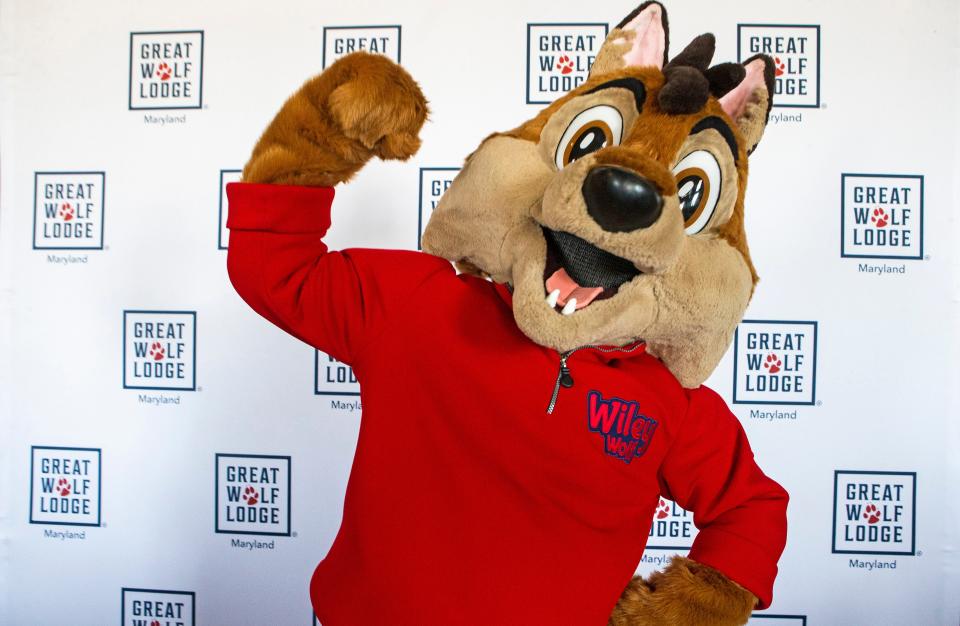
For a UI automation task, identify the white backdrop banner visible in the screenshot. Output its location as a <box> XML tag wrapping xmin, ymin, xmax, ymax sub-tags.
<box><xmin>1</xmin><ymin>0</ymin><xmax>959</xmax><ymax>625</ymax></box>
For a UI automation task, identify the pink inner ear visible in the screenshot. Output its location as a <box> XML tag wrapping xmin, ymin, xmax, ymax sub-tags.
<box><xmin>720</xmin><ymin>58</ymin><xmax>768</xmax><ymax>120</ymax></box>
<box><xmin>620</xmin><ymin>3</ymin><xmax>666</xmax><ymax>70</ymax></box>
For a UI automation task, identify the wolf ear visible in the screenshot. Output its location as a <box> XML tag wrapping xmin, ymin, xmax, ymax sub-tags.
<box><xmin>719</xmin><ymin>54</ymin><xmax>775</xmax><ymax>154</ymax></box>
<box><xmin>590</xmin><ymin>1</ymin><xmax>669</xmax><ymax>77</ymax></box>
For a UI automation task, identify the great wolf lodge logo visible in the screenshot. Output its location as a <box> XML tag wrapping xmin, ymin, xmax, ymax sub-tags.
<box><xmin>216</xmin><ymin>454</ymin><xmax>291</xmax><ymax>536</ymax></box>
<box><xmin>30</xmin><ymin>446</ymin><xmax>101</xmax><ymax>526</ymax></box>
<box><xmin>733</xmin><ymin>320</ymin><xmax>817</xmax><ymax>405</ymax></box>
<box><xmin>129</xmin><ymin>31</ymin><xmax>204</xmax><ymax>110</ymax></box>
<box><xmin>738</xmin><ymin>25</ymin><xmax>820</xmax><ymax>108</ymax></box>
<box><xmin>123</xmin><ymin>311</ymin><xmax>196</xmax><ymax>391</ymax></box>
<box><xmin>218</xmin><ymin>169</ymin><xmax>242</xmax><ymax>250</ymax></box>
<box><xmin>32</xmin><ymin>172</ymin><xmax>105</xmax><ymax>250</ymax></box>
<box><xmin>527</xmin><ymin>23</ymin><xmax>608</xmax><ymax>104</ymax></box>
<box><xmin>833</xmin><ymin>471</ymin><xmax>916</xmax><ymax>556</ymax></box>
<box><xmin>418</xmin><ymin>168</ymin><xmax>459</xmax><ymax>249</ymax></box>
<box><xmin>841</xmin><ymin>174</ymin><xmax>923</xmax><ymax>260</ymax></box>
<box><xmin>323</xmin><ymin>26</ymin><xmax>401</xmax><ymax>68</ymax></box>
<box><xmin>122</xmin><ymin>588</ymin><xmax>195</xmax><ymax>626</ymax></box>
<box><xmin>647</xmin><ymin>498</ymin><xmax>697</xmax><ymax>550</ymax></box>
<box><xmin>315</xmin><ymin>350</ymin><xmax>360</xmax><ymax>395</ymax></box>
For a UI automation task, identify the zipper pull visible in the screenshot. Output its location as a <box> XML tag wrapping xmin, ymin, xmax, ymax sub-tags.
<box><xmin>559</xmin><ymin>356</ymin><xmax>574</xmax><ymax>388</ymax></box>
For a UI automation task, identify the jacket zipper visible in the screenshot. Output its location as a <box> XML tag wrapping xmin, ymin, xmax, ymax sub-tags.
<box><xmin>545</xmin><ymin>342</ymin><xmax>646</xmax><ymax>414</ymax></box>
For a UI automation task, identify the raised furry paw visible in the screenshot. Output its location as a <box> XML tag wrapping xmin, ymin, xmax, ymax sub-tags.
<box><xmin>325</xmin><ymin>55</ymin><xmax>427</xmax><ymax>159</ymax></box>
<box><xmin>243</xmin><ymin>52</ymin><xmax>428</xmax><ymax>186</ymax></box>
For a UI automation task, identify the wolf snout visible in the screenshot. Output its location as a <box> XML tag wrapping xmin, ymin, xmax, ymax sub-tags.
<box><xmin>582</xmin><ymin>166</ymin><xmax>663</xmax><ymax>233</ymax></box>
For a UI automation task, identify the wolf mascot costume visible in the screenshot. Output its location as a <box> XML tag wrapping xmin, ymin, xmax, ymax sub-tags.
<box><xmin>227</xmin><ymin>2</ymin><xmax>788</xmax><ymax>624</ymax></box>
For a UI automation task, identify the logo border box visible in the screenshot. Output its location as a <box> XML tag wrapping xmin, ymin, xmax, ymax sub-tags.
<box><xmin>29</xmin><ymin>445</ymin><xmax>102</xmax><ymax>527</ymax></box>
<box><xmin>831</xmin><ymin>469</ymin><xmax>917</xmax><ymax>556</ymax></box>
<box><xmin>314</xmin><ymin>349</ymin><xmax>361</xmax><ymax>396</ymax></box>
<box><xmin>322</xmin><ymin>25</ymin><xmax>402</xmax><ymax>69</ymax></box>
<box><xmin>645</xmin><ymin>540</ymin><xmax>694</xmax><ymax>551</ymax></box>
<box><xmin>32</xmin><ymin>171</ymin><xmax>106</xmax><ymax>251</ymax></box>
<box><xmin>214</xmin><ymin>453</ymin><xmax>292</xmax><ymax>537</ymax></box>
<box><xmin>417</xmin><ymin>167</ymin><xmax>460</xmax><ymax>250</ymax></box>
<box><xmin>732</xmin><ymin>319</ymin><xmax>818</xmax><ymax>406</ymax></box>
<box><xmin>736</xmin><ymin>24</ymin><xmax>820</xmax><ymax>109</ymax></box>
<box><xmin>525</xmin><ymin>22</ymin><xmax>609</xmax><ymax>105</ymax></box>
<box><xmin>121</xmin><ymin>588</ymin><xmax>196</xmax><ymax>625</ymax></box>
<box><xmin>128</xmin><ymin>30</ymin><xmax>205</xmax><ymax>111</ymax></box>
<box><xmin>840</xmin><ymin>173</ymin><xmax>924</xmax><ymax>260</ymax></box>
<box><xmin>749</xmin><ymin>616</ymin><xmax>807</xmax><ymax>625</ymax></box>
<box><xmin>122</xmin><ymin>310</ymin><xmax>197</xmax><ymax>391</ymax></box>
<box><xmin>218</xmin><ymin>169</ymin><xmax>242</xmax><ymax>250</ymax></box>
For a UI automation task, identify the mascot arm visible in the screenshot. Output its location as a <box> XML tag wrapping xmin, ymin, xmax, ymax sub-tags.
<box><xmin>610</xmin><ymin>386</ymin><xmax>788</xmax><ymax>626</ymax></box>
<box><xmin>227</xmin><ymin>53</ymin><xmax>445</xmax><ymax>363</ymax></box>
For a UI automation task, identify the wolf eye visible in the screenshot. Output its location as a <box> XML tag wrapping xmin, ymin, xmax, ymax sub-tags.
<box><xmin>672</xmin><ymin>150</ymin><xmax>721</xmax><ymax>234</ymax></box>
<box><xmin>555</xmin><ymin>105</ymin><xmax>624</xmax><ymax>169</ymax></box>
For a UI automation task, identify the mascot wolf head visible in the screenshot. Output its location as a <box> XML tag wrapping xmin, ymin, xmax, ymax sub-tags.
<box><xmin>422</xmin><ymin>1</ymin><xmax>775</xmax><ymax>387</ymax></box>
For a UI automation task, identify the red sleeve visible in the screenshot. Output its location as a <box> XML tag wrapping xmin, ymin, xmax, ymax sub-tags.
<box><xmin>658</xmin><ymin>386</ymin><xmax>789</xmax><ymax>609</ymax></box>
<box><xmin>226</xmin><ymin>182</ymin><xmax>449</xmax><ymax>365</ymax></box>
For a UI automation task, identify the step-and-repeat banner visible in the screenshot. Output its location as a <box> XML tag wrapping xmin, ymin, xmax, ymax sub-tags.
<box><xmin>1</xmin><ymin>0</ymin><xmax>958</xmax><ymax>624</ymax></box>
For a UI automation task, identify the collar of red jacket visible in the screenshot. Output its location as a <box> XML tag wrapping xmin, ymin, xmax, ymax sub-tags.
<box><xmin>492</xmin><ymin>281</ymin><xmax>648</xmax><ymax>364</ymax></box>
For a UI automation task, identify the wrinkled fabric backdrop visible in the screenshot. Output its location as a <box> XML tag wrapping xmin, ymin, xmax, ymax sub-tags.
<box><xmin>1</xmin><ymin>0</ymin><xmax>958</xmax><ymax>624</ymax></box>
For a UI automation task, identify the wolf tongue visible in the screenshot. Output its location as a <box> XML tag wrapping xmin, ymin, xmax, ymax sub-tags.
<box><xmin>545</xmin><ymin>268</ymin><xmax>604</xmax><ymax>310</ymax></box>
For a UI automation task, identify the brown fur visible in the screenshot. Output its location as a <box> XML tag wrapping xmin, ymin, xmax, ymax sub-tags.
<box><xmin>242</xmin><ymin>52</ymin><xmax>428</xmax><ymax>186</ymax></box>
<box><xmin>608</xmin><ymin>557</ymin><xmax>757</xmax><ymax>626</ymax></box>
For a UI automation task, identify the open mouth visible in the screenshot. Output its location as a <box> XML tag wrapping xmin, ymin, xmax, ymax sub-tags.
<box><xmin>542</xmin><ymin>228</ymin><xmax>642</xmax><ymax>314</ymax></box>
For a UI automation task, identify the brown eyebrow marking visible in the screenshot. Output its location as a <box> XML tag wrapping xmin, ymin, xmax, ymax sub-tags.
<box><xmin>584</xmin><ymin>78</ymin><xmax>647</xmax><ymax>113</ymax></box>
<box><xmin>690</xmin><ymin>116</ymin><xmax>739</xmax><ymax>165</ymax></box>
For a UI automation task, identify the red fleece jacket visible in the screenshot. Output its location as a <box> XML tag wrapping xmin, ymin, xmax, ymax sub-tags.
<box><xmin>226</xmin><ymin>182</ymin><xmax>788</xmax><ymax>625</ymax></box>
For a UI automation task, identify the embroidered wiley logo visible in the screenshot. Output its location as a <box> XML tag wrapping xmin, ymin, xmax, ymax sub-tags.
<box><xmin>122</xmin><ymin>588</ymin><xmax>195</xmax><ymax>626</ymax></box>
<box><xmin>418</xmin><ymin>168</ymin><xmax>459</xmax><ymax>249</ymax></box>
<box><xmin>123</xmin><ymin>311</ymin><xmax>196</xmax><ymax>391</ymax></box>
<box><xmin>33</xmin><ymin>172</ymin><xmax>105</xmax><ymax>250</ymax></box>
<box><xmin>30</xmin><ymin>446</ymin><xmax>101</xmax><ymax>526</ymax></box>
<box><xmin>323</xmin><ymin>26</ymin><xmax>401</xmax><ymax>68</ymax></box>
<box><xmin>586</xmin><ymin>391</ymin><xmax>658</xmax><ymax>463</ymax></box>
<box><xmin>733</xmin><ymin>320</ymin><xmax>818</xmax><ymax>405</ymax></box>
<box><xmin>527</xmin><ymin>23</ymin><xmax>608</xmax><ymax>104</ymax></box>
<box><xmin>129</xmin><ymin>31</ymin><xmax>204</xmax><ymax>109</ymax></box>
<box><xmin>841</xmin><ymin>174</ymin><xmax>923</xmax><ymax>260</ymax></box>
<box><xmin>315</xmin><ymin>349</ymin><xmax>360</xmax><ymax>395</ymax></box>
<box><xmin>833</xmin><ymin>470</ymin><xmax>916</xmax><ymax>556</ymax></box>
<box><xmin>216</xmin><ymin>453</ymin><xmax>291</xmax><ymax>536</ymax></box>
<box><xmin>738</xmin><ymin>25</ymin><xmax>820</xmax><ymax>108</ymax></box>
<box><xmin>218</xmin><ymin>169</ymin><xmax>242</xmax><ymax>250</ymax></box>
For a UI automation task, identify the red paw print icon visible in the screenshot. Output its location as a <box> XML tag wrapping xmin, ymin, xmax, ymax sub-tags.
<box><xmin>871</xmin><ymin>208</ymin><xmax>889</xmax><ymax>228</ymax></box>
<box><xmin>156</xmin><ymin>62</ymin><xmax>172</xmax><ymax>81</ymax></box>
<box><xmin>763</xmin><ymin>353</ymin><xmax>782</xmax><ymax>374</ymax></box>
<box><xmin>150</xmin><ymin>621</ymin><xmax>161</xmax><ymax>626</ymax></box>
<box><xmin>55</xmin><ymin>478</ymin><xmax>71</xmax><ymax>496</ymax></box>
<box><xmin>59</xmin><ymin>202</ymin><xmax>75</xmax><ymax>221</ymax></box>
<box><xmin>149</xmin><ymin>342</ymin><xmax>165</xmax><ymax>361</ymax></box>
<box><xmin>774</xmin><ymin>56</ymin><xmax>786</xmax><ymax>77</ymax></box>
<box><xmin>556</xmin><ymin>55</ymin><xmax>574</xmax><ymax>75</ymax></box>
<box><xmin>655</xmin><ymin>498</ymin><xmax>670</xmax><ymax>520</ymax></box>
<box><xmin>863</xmin><ymin>503</ymin><xmax>881</xmax><ymax>524</ymax></box>
<box><xmin>242</xmin><ymin>486</ymin><xmax>259</xmax><ymax>505</ymax></box>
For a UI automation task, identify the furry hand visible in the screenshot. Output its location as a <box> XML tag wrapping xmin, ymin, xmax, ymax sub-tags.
<box><xmin>243</xmin><ymin>52</ymin><xmax>428</xmax><ymax>186</ymax></box>
<box><xmin>607</xmin><ymin>557</ymin><xmax>757</xmax><ymax>626</ymax></box>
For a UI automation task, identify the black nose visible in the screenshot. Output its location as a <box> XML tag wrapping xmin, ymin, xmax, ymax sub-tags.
<box><xmin>581</xmin><ymin>166</ymin><xmax>663</xmax><ymax>232</ymax></box>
